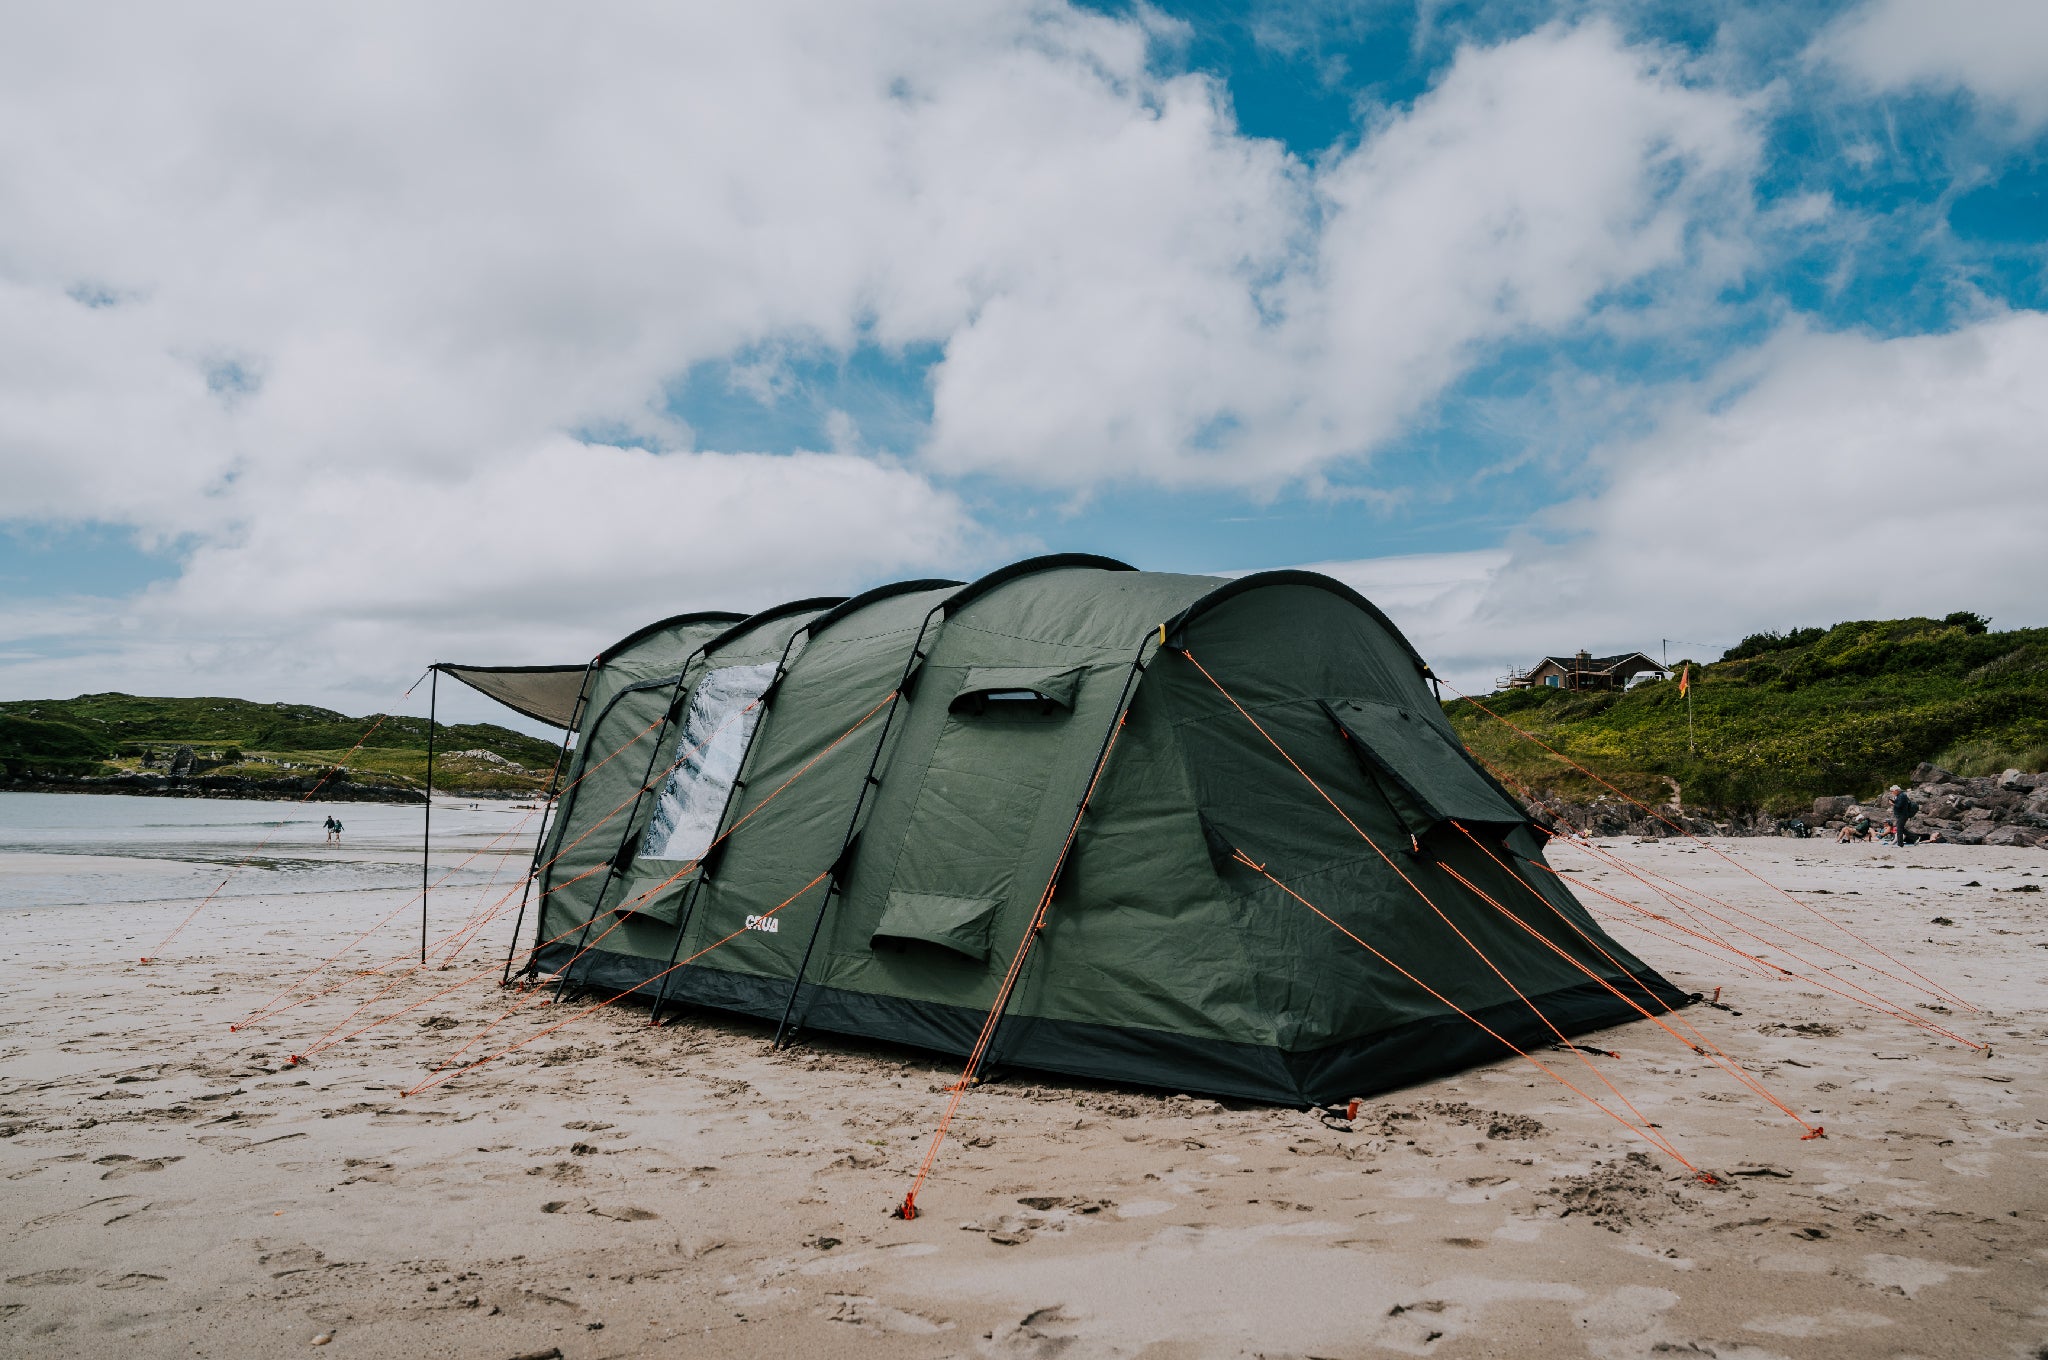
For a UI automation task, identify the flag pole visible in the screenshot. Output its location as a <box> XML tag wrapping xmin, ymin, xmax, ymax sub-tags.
<box><xmin>1681</xmin><ymin>663</ymin><xmax>1695</xmax><ymax>756</ymax></box>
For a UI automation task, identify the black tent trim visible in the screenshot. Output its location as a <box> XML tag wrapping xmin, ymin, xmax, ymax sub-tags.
<box><xmin>804</xmin><ymin>579</ymin><xmax>965</xmax><ymax>639</ymax></box>
<box><xmin>941</xmin><ymin>553</ymin><xmax>1136</xmax><ymax>615</ymax></box>
<box><xmin>598</xmin><ymin>610</ymin><xmax>750</xmax><ymax>663</ymax></box>
<box><xmin>1163</xmin><ymin>570</ymin><xmax>1432</xmax><ymax>675</ymax></box>
<box><xmin>696</xmin><ymin>596</ymin><xmax>849</xmax><ymax>659</ymax></box>
<box><xmin>541</xmin><ymin>939</ymin><xmax>1687</xmax><ymax>1106</ymax></box>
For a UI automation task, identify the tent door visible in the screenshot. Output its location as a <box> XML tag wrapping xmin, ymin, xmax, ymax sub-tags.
<box><xmin>876</xmin><ymin>670</ymin><xmax>1082</xmax><ymax>959</ymax></box>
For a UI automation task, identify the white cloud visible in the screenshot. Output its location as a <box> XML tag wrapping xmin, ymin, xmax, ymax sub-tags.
<box><xmin>0</xmin><ymin>443</ymin><xmax>972</xmax><ymax>719</ymax></box>
<box><xmin>926</xmin><ymin>20</ymin><xmax>1758</xmax><ymax>488</ymax></box>
<box><xmin>0</xmin><ymin>4</ymin><xmax>1760</xmax><ymax>708</ymax></box>
<box><xmin>1308</xmin><ymin>311</ymin><xmax>2048</xmax><ymax>694</ymax></box>
<box><xmin>1816</xmin><ymin>0</ymin><xmax>2048</xmax><ymax>129</ymax></box>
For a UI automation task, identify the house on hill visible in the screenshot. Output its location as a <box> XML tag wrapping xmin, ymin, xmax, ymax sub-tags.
<box><xmin>1498</xmin><ymin>650</ymin><xmax>1667</xmax><ymax>693</ymax></box>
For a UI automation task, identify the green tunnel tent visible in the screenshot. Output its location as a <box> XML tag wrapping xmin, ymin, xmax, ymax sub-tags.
<box><xmin>438</xmin><ymin>555</ymin><xmax>1689</xmax><ymax>1106</ymax></box>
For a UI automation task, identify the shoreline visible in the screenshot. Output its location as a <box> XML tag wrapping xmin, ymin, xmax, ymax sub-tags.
<box><xmin>0</xmin><ymin>778</ymin><xmax>535</xmax><ymax>804</ymax></box>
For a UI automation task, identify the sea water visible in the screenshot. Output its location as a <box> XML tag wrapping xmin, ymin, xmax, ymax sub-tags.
<box><xmin>0</xmin><ymin>791</ymin><xmax>544</xmax><ymax>912</ymax></box>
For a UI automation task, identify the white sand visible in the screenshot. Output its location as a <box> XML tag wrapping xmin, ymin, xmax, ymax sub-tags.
<box><xmin>2</xmin><ymin>837</ymin><xmax>2044</xmax><ymax>1358</ymax></box>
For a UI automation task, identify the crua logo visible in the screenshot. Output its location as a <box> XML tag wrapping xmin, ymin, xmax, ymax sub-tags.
<box><xmin>744</xmin><ymin>914</ymin><xmax>779</xmax><ymax>934</ymax></box>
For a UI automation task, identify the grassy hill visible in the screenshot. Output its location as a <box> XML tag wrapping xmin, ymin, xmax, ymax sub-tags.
<box><xmin>0</xmin><ymin>693</ymin><xmax>564</xmax><ymax>796</ymax></box>
<box><xmin>1446</xmin><ymin>613</ymin><xmax>2048</xmax><ymax>816</ymax></box>
<box><xmin>9</xmin><ymin>616</ymin><xmax>2044</xmax><ymax>814</ymax></box>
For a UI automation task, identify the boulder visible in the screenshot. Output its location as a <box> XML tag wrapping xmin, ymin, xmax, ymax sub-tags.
<box><xmin>1813</xmin><ymin>794</ymin><xmax>1857</xmax><ymax>822</ymax></box>
<box><xmin>1922</xmin><ymin>793</ymin><xmax>1967</xmax><ymax>819</ymax></box>
<box><xmin>1999</xmin><ymin>768</ymin><xmax>2030</xmax><ymax>792</ymax></box>
<box><xmin>1984</xmin><ymin>824</ymin><xmax>2043</xmax><ymax>849</ymax></box>
<box><xmin>1913</xmin><ymin>762</ymin><xmax>1956</xmax><ymax>784</ymax></box>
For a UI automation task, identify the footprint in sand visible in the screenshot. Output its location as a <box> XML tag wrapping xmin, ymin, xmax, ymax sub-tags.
<box><xmin>819</xmin><ymin>1292</ymin><xmax>953</xmax><ymax>1334</ymax></box>
<box><xmin>95</xmin><ymin>1155</ymin><xmax>183</xmax><ymax>1180</ymax></box>
<box><xmin>7</xmin><ymin>1268</ymin><xmax>92</xmax><ymax>1287</ymax></box>
<box><xmin>985</xmin><ymin>1305</ymin><xmax>1082</xmax><ymax>1357</ymax></box>
<box><xmin>97</xmin><ymin>1274</ymin><xmax>169</xmax><ymax>1291</ymax></box>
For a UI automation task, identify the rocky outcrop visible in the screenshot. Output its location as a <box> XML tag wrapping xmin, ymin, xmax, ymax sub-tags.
<box><xmin>1518</xmin><ymin>770</ymin><xmax>2047</xmax><ymax>846</ymax></box>
<box><xmin>1519</xmin><ymin>793</ymin><xmax>1761</xmax><ymax>840</ymax></box>
<box><xmin>1808</xmin><ymin>769</ymin><xmax>2048</xmax><ymax>848</ymax></box>
<box><xmin>446</xmin><ymin>748</ymin><xmax>524</xmax><ymax>769</ymax></box>
<box><xmin>0</xmin><ymin>771</ymin><xmax>427</xmax><ymax>803</ymax></box>
<box><xmin>1812</xmin><ymin>794</ymin><xmax>1857</xmax><ymax>822</ymax></box>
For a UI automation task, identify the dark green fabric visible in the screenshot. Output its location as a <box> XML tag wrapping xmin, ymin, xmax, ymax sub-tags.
<box><xmin>873</xmin><ymin>891</ymin><xmax>1001</xmax><ymax>961</ymax></box>
<box><xmin>654</xmin><ymin>584</ymin><xmax>956</xmax><ymax>997</ymax></box>
<box><xmin>1325</xmin><ymin>697</ymin><xmax>1525</xmax><ymax>834</ymax></box>
<box><xmin>514</xmin><ymin>561</ymin><xmax>1687</xmax><ymax>1105</ymax></box>
<box><xmin>529</xmin><ymin>614</ymin><xmax>738</xmax><ymax>952</ymax></box>
<box><xmin>535</xmin><ymin>606</ymin><xmax>826</xmax><ymax>962</ymax></box>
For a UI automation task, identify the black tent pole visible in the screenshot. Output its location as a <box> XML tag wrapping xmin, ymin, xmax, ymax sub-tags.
<box><xmin>771</xmin><ymin>602</ymin><xmax>944</xmax><ymax>1049</ymax></box>
<box><xmin>501</xmin><ymin>661</ymin><xmax>594</xmax><ymax>985</ymax></box>
<box><xmin>422</xmin><ymin>666</ymin><xmax>437</xmax><ymax>966</ymax></box>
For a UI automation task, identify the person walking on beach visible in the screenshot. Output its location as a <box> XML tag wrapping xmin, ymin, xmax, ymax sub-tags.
<box><xmin>1889</xmin><ymin>784</ymin><xmax>1916</xmax><ymax>848</ymax></box>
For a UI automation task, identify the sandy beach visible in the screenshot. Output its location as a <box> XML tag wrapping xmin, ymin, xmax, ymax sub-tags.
<box><xmin>3</xmin><ymin>804</ymin><xmax>2044</xmax><ymax>1359</ymax></box>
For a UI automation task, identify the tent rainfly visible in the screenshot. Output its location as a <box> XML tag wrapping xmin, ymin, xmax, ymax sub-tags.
<box><xmin>439</xmin><ymin>555</ymin><xmax>1688</xmax><ymax>1105</ymax></box>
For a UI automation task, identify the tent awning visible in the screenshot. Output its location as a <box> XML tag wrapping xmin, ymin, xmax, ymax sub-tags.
<box><xmin>435</xmin><ymin>663</ymin><xmax>590</xmax><ymax>730</ymax></box>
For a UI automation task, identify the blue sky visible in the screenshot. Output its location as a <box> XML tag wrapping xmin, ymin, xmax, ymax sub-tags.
<box><xmin>2</xmin><ymin>1</ymin><xmax>2044</xmax><ymax>719</ymax></box>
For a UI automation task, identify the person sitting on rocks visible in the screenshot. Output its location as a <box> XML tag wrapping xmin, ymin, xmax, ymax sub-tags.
<box><xmin>1836</xmin><ymin>810</ymin><xmax>1872</xmax><ymax>843</ymax></box>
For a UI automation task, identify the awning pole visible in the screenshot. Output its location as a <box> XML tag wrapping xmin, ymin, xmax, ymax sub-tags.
<box><xmin>422</xmin><ymin>666</ymin><xmax>437</xmax><ymax>966</ymax></box>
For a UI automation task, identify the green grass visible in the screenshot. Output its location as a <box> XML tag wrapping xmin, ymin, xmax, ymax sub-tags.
<box><xmin>0</xmin><ymin>693</ymin><xmax>563</xmax><ymax>794</ymax></box>
<box><xmin>1446</xmin><ymin>615</ymin><xmax>2048</xmax><ymax>815</ymax></box>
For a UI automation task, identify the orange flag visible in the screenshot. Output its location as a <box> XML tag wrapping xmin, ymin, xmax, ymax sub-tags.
<box><xmin>1678</xmin><ymin>664</ymin><xmax>1690</xmax><ymax>697</ymax></box>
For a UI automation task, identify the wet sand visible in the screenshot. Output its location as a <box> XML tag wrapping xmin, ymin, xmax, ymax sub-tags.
<box><xmin>2</xmin><ymin>837</ymin><xmax>2044</xmax><ymax>1358</ymax></box>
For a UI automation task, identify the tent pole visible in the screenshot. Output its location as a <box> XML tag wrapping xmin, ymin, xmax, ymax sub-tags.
<box><xmin>644</xmin><ymin>876</ymin><xmax>707</xmax><ymax>1027</ymax></box>
<box><xmin>553</xmin><ymin>636</ymin><xmax>728</xmax><ymax>1001</ymax></box>
<box><xmin>977</xmin><ymin>636</ymin><xmax>1154</xmax><ymax>1078</ymax></box>
<box><xmin>422</xmin><ymin>666</ymin><xmax>437</xmax><ymax>966</ymax></box>
<box><xmin>646</xmin><ymin>627</ymin><xmax>808</xmax><ymax>1026</ymax></box>
<box><xmin>501</xmin><ymin>660</ymin><xmax>594</xmax><ymax>985</ymax></box>
<box><xmin>771</xmin><ymin>602</ymin><xmax>945</xmax><ymax>1049</ymax></box>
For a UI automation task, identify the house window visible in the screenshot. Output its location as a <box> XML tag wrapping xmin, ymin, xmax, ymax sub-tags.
<box><xmin>1545</xmin><ymin>675</ymin><xmax>1560</xmax><ymax>688</ymax></box>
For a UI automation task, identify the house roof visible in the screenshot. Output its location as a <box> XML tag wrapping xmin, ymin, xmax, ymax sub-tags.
<box><xmin>1532</xmin><ymin>652</ymin><xmax>1666</xmax><ymax>674</ymax></box>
